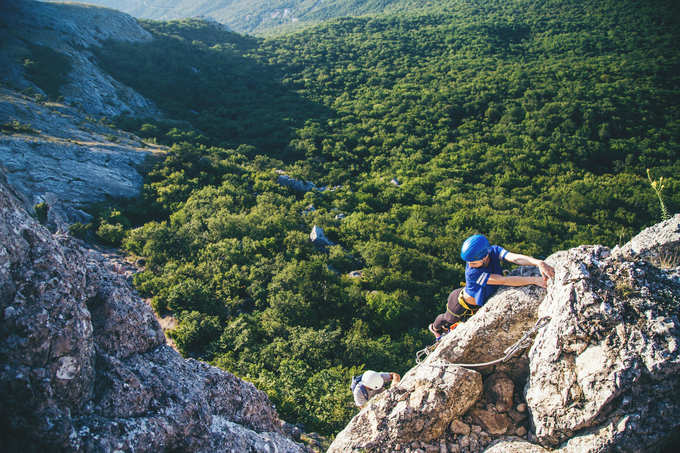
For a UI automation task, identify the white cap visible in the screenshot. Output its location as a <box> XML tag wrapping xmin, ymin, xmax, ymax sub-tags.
<box><xmin>362</xmin><ymin>370</ymin><xmax>383</xmax><ymax>390</ymax></box>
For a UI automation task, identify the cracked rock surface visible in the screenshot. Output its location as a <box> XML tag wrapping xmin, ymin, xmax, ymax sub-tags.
<box><xmin>329</xmin><ymin>215</ymin><xmax>680</xmax><ymax>453</ymax></box>
<box><xmin>0</xmin><ymin>176</ymin><xmax>307</xmax><ymax>452</ymax></box>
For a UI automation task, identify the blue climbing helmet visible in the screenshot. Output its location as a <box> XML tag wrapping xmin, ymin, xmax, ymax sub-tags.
<box><xmin>460</xmin><ymin>234</ymin><xmax>490</xmax><ymax>261</ymax></box>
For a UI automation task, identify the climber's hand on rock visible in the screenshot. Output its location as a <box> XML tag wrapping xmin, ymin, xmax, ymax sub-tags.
<box><xmin>538</xmin><ymin>261</ymin><xmax>555</xmax><ymax>281</ymax></box>
<box><xmin>535</xmin><ymin>276</ymin><xmax>547</xmax><ymax>288</ymax></box>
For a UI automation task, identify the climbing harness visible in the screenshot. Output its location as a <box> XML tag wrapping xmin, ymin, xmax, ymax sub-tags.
<box><xmin>421</xmin><ymin>290</ymin><xmax>478</xmax><ymax>363</ymax></box>
<box><xmin>444</xmin><ymin>289</ymin><xmax>479</xmax><ymax>321</ymax></box>
<box><xmin>451</xmin><ymin>291</ymin><xmax>479</xmax><ymax>320</ymax></box>
<box><xmin>415</xmin><ymin>316</ymin><xmax>551</xmax><ymax>366</ymax></box>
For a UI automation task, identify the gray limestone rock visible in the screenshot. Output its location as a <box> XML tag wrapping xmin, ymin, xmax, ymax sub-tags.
<box><xmin>526</xmin><ymin>239</ymin><xmax>680</xmax><ymax>450</ymax></box>
<box><xmin>484</xmin><ymin>437</ymin><xmax>549</xmax><ymax>453</ymax></box>
<box><xmin>615</xmin><ymin>213</ymin><xmax>680</xmax><ymax>262</ymax></box>
<box><xmin>0</xmin><ymin>0</ymin><xmax>165</xmax><ymax>227</ymax></box>
<box><xmin>277</xmin><ymin>173</ymin><xmax>317</xmax><ymax>193</ymax></box>
<box><xmin>0</xmin><ymin>0</ymin><xmax>158</xmax><ymax>118</ymax></box>
<box><xmin>328</xmin><ymin>362</ymin><xmax>482</xmax><ymax>452</ymax></box>
<box><xmin>0</xmin><ymin>178</ymin><xmax>306</xmax><ymax>452</ymax></box>
<box><xmin>310</xmin><ymin>225</ymin><xmax>334</xmax><ymax>247</ymax></box>
<box><xmin>0</xmin><ymin>88</ymin><xmax>161</xmax><ymax>227</ymax></box>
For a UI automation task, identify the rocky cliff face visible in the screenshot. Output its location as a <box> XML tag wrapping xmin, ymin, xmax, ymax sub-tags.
<box><xmin>0</xmin><ymin>0</ymin><xmax>158</xmax><ymax>118</ymax></box>
<box><xmin>0</xmin><ymin>175</ymin><xmax>308</xmax><ymax>452</ymax></box>
<box><xmin>0</xmin><ymin>1</ymin><xmax>166</xmax><ymax>226</ymax></box>
<box><xmin>0</xmin><ymin>88</ymin><xmax>161</xmax><ymax>226</ymax></box>
<box><xmin>330</xmin><ymin>216</ymin><xmax>680</xmax><ymax>453</ymax></box>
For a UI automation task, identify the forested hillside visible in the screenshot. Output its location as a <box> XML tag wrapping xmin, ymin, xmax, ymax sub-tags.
<box><xmin>74</xmin><ymin>0</ymin><xmax>434</xmax><ymax>34</ymax></box>
<box><xmin>89</xmin><ymin>0</ymin><xmax>680</xmax><ymax>436</ymax></box>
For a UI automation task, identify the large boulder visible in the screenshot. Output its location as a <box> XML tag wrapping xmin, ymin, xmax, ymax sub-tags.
<box><xmin>277</xmin><ymin>173</ymin><xmax>317</xmax><ymax>193</ymax></box>
<box><xmin>310</xmin><ymin>225</ymin><xmax>335</xmax><ymax>247</ymax></box>
<box><xmin>329</xmin><ymin>361</ymin><xmax>482</xmax><ymax>452</ymax></box>
<box><xmin>526</xmin><ymin>218</ymin><xmax>680</xmax><ymax>451</ymax></box>
<box><xmin>431</xmin><ymin>276</ymin><xmax>552</xmax><ymax>367</ymax></box>
<box><xmin>0</xmin><ymin>177</ymin><xmax>306</xmax><ymax>452</ymax></box>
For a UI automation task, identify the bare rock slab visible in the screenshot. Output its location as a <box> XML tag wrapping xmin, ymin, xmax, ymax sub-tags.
<box><xmin>526</xmin><ymin>238</ymin><xmax>680</xmax><ymax>450</ymax></box>
<box><xmin>484</xmin><ymin>437</ymin><xmax>550</xmax><ymax>453</ymax></box>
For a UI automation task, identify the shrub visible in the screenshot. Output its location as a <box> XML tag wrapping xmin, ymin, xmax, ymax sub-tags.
<box><xmin>69</xmin><ymin>222</ymin><xmax>92</xmax><ymax>239</ymax></box>
<box><xmin>34</xmin><ymin>202</ymin><xmax>48</xmax><ymax>224</ymax></box>
<box><xmin>168</xmin><ymin>310</ymin><xmax>222</xmax><ymax>357</ymax></box>
<box><xmin>96</xmin><ymin>220</ymin><xmax>125</xmax><ymax>245</ymax></box>
<box><xmin>1</xmin><ymin>120</ymin><xmax>38</xmax><ymax>134</ymax></box>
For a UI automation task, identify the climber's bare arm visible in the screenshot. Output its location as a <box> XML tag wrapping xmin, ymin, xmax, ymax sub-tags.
<box><xmin>487</xmin><ymin>273</ymin><xmax>546</xmax><ymax>288</ymax></box>
<box><xmin>504</xmin><ymin>252</ymin><xmax>555</xmax><ymax>281</ymax></box>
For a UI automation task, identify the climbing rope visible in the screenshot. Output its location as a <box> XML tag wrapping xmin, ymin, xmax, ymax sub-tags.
<box><xmin>415</xmin><ymin>316</ymin><xmax>551</xmax><ymax>367</ymax></box>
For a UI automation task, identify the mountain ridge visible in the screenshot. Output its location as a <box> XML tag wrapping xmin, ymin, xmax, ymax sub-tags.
<box><xmin>59</xmin><ymin>0</ymin><xmax>437</xmax><ymax>35</ymax></box>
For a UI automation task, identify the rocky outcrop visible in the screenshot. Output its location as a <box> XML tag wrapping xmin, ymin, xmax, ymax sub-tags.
<box><xmin>310</xmin><ymin>225</ymin><xmax>335</xmax><ymax>247</ymax></box>
<box><xmin>526</xmin><ymin>216</ymin><xmax>680</xmax><ymax>450</ymax></box>
<box><xmin>0</xmin><ymin>0</ymin><xmax>158</xmax><ymax>118</ymax></box>
<box><xmin>0</xmin><ymin>88</ymin><xmax>162</xmax><ymax>226</ymax></box>
<box><xmin>329</xmin><ymin>215</ymin><xmax>680</xmax><ymax>452</ymax></box>
<box><xmin>0</xmin><ymin>0</ymin><xmax>165</xmax><ymax>226</ymax></box>
<box><xmin>616</xmin><ymin>214</ymin><xmax>680</xmax><ymax>261</ymax></box>
<box><xmin>330</xmin><ymin>363</ymin><xmax>482</xmax><ymax>452</ymax></box>
<box><xmin>278</xmin><ymin>173</ymin><xmax>317</xmax><ymax>193</ymax></box>
<box><xmin>276</xmin><ymin>171</ymin><xmax>342</xmax><ymax>194</ymax></box>
<box><xmin>0</xmin><ymin>177</ymin><xmax>306</xmax><ymax>452</ymax></box>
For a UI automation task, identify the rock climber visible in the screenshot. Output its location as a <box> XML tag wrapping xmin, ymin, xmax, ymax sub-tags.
<box><xmin>351</xmin><ymin>370</ymin><xmax>400</xmax><ymax>408</ymax></box>
<box><xmin>428</xmin><ymin>234</ymin><xmax>554</xmax><ymax>340</ymax></box>
<box><xmin>461</xmin><ymin>234</ymin><xmax>554</xmax><ymax>306</ymax></box>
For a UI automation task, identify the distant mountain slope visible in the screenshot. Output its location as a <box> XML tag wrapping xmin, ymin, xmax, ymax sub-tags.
<box><xmin>1</xmin><ymin>0</ymin><xmax>158</xmax><ymax>116</ymax></box>
<box><xmin>0</xmin><ymin>0</ymin><xmax>162</xmax><ymax>225</ymax></box>
<box><xmin>65</xmin><ymin>0</ymin><xmax>436</xmax><ymax>34</ymax></box>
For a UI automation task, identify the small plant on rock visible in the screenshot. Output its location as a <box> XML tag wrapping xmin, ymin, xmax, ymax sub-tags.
<box><xmin>650</xmin><ymin>248</ymin><xmax>680</xmax><ymax>270</ymax></box>
<box><xmin>34</xmin><ymin>202</ymin><xmax>48</xmax><ymax>224</ymax></box>
<box><xmin>1</xmin><ymin>120</ymin><xmax>38</xmax><ymax>135</ymax></box>
<box><xmin>647</xmin><ymin>169</ymin><xmax>670</xmax><ymax>221</ymax></box>
<box><xmin>69</xmin><ymin>222</ymin><xmax>92</xmax><ymax>239</ymax></box>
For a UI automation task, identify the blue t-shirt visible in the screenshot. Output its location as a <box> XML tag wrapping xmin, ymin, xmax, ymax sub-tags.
<box><xmin>464</xmin><ymin>245</ymin><xmax>509</xmax><ymax>306</ymax></box>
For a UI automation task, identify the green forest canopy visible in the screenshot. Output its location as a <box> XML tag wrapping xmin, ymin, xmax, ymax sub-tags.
<box><xmin>90</xmin><ymin>0</ymin><xmax>679</xmax><ymax>436</ymax></box>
